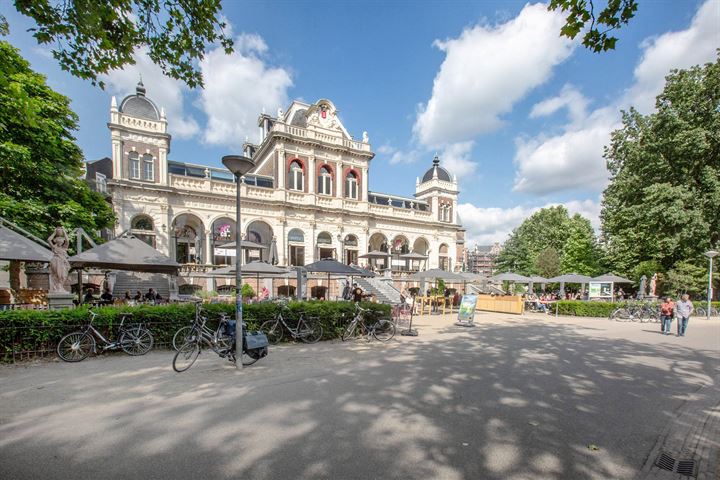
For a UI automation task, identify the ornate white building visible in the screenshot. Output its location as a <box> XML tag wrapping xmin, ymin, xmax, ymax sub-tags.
<box><xmin>88</xmin><ymin>82</ymin><xmax>465</xmax><ymax>291</ymax></box>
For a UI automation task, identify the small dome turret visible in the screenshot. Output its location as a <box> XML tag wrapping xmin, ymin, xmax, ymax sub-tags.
<box><xmin>421</xmin><ymin>154</ymin><xmax>452</xmax><ymax>183</ymax></box>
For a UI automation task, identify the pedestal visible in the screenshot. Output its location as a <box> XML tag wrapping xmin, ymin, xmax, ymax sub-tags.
<box><xmin>47</xmin><ymin>292</ymin><xmax>76</xmax><ymax>310</ymax></box>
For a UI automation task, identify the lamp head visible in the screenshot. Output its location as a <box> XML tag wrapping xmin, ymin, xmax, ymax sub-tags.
<box><xmin>222</xmin><ymin>155</ymin><xmax>255</xmax><ymax>176</ymax></box>
<box><xmin>705</xmin><ymin>250</ymin><xmax>719</xmax><ymax>259</ymax></box>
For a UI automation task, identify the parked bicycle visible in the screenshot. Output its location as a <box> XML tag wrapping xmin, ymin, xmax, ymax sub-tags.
<box><xmin>341</xmin><ymin>304</ymin><xmax>395</xmax><ymax>342</ymax></box>
<box><xmin>57</xmin><ymin>309</ymin><xmax>154</xmax><ymax>362</ymax></box>
<box><xmin>172</xmin><ymin>301</ymin><xmax>213</xmax><ymax>350</ymax></box>
<box><xmin>260</xmin><ymin>302</ymin><xmax>323</xmax><ymax>345</ymax></box>
<box><xmin>695</xmin><ymin>306</ymin><xmax>719</xmax><ymax>317</ymax></box>
<box><xmin>611</xmin><ymin>302</ymin><xmax>660</xmax><ymax>322</ymax></box>
<box><xmin>173</xmin><ymin>311</ymin><xmax>268</xmax><ymax>372</ymax></box>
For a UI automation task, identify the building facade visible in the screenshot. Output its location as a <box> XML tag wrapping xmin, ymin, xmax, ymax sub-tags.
<box><xmin>465</xmin><ymin>243</ymin><xmax>502</xmax><ymax>276</ymax></box>
<box><xmin>92</xmin><ymin>83</ymin><xmax>465</xmax><ymax>287</ymax></box>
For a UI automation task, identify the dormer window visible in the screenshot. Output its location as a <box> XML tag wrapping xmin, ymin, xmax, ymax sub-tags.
<box><xmin>345</xmin><ymin>171</ymin><xmax>358</xmax><ymax>200</ymax></box>
<box><xmin>318</xmin><ymin>166</ymin><xmax>332</xmax><ymax>195</ymax></box>
<box><xmin>288</xmin><ymin>160</ymin><xmax>304</xmax><ymax>191</ymax></box>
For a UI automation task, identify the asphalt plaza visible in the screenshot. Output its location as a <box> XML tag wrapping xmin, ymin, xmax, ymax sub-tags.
<box><xmin>1</xmin><ymin>311</ymin><xmax>718</xmax><ymax>479</ymax></box>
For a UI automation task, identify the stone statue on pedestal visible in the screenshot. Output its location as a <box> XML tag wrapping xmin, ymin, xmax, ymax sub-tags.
<box><xmin>47</xmin><ymin>226</ymin><xmax>70</xmax><ymax>294</ymax></box>
<box><xmin>650</xmin><ymin>273</ymin><xmax>657</xmax><ymax>297</ymax></box>
<box><xmin>638</xmin><ymin>275</ymin><xmax>647</xmax><ymax>299</ymax></box>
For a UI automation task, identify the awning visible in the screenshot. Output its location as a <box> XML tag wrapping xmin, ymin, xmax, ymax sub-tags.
<box><xmin>0</xmin><ymin>225</ymin><xmax>53</xmax><ymax>262</ymax></box>
<box><xmin>69</xmin><ymin>237</ymin><xmax>180</xmax><ymax>274</ymax></box>
<box><xmin>492</xmin><ymin>272</ymin><xmax>531</xmax><ymax>283</ymax></box>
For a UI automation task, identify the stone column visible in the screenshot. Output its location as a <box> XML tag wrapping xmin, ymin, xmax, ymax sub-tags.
<box><xmin>335</xmin><ymin>161</ymin><xmax>343</xmax><ymax>198</ymax></box>
<box><xmin>308</xmin><ymin>155</ymin><xmax>316</xmax><ymax>194</ymax></box>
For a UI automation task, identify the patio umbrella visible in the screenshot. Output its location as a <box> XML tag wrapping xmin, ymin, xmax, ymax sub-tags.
<box><xmin>457</xmin><ymin>272</ymin><xmax>487</xmax><ymax>282</ymax></box>
<box><xmin>304</xmin><ymin>258</ymin><xmax>374</xmax><ymax>300</ymax></box>
<box><xmin>548</xmin><ymin>273</ymin><xmax>594</xmax><ymax>297</ymax></box>
<box><xmin>528</xmin><ymin>275</ymin><xmax>548</xmax><ymax>293</ymax></box>
<box><xmin>592</xmin><ymin>273</ymin><xmax>633</xmax><ymax>283</ymax></box>
<box><xmin>492</xmin><ymin>272</ymin><xmax>531</xmax><ymax>283</ymax></box>
<box><xmin>358</xmin><ymin>250</ymin><xmax>391</xmax><ymax>258</ymax></box>
<box><xmin>269</xmin><ymin>237</ymin><xmax>279</xmax><ymax>265</ymax></box>
<box><xmin>399</xmin><ymin>252</ymin><xmax>428</xmax><ymax>259</ymax></box>
<box><xmin>407</xmin><ymin>268</ymin><xmax>465</xmax><ymax>281</ymax></box>
<box><xmin>69</xmin><ymin>236</ymin><xmax>179</xmax><ymax>274</ymax></box>
<box><xmin>218</xmin><ymin>240</ymin><xmax>267</xmax><ymax>250</ymax></box>
<box><xmin>0</xmin><ymin>225</ymin><xmax>52</xmax><ymax>262</ymax></box>
<box><xmin>209</xmin><ymin>261</ymin><xmax>288</xmax><ymax>296</ymax></box>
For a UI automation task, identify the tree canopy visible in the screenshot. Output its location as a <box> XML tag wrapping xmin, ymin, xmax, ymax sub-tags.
<box><xmin>548</xmin><ymin>0</ymin><xmax>638</xmax><ymax>52</ymax></box>
<box><xmin>5</xmin><ymin>0</ymin><xmax>233</xmax><ymax>89</ymax></box>
<box><xmin>601</xmin><ymin>55</ymin><xmax>720</xmax><ymax>277</ymax></box>
<box><xmin>497</xmin><ymin>206</ymin><xmax>601</xmax><ymax>277</ymax></box>
<box><xmin>0</xmin><ymin>40</ymin><xmax>114</xmax><ymax>240</ymax></box>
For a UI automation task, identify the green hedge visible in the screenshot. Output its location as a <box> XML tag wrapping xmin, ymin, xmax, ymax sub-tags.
<box><xmin>0</xmin><ymin>301</ymin><xmax>390</xmax><ymax>362</ymax></box>
<box><xmin>554</xmin><ymin>300</ymin><xmax>720</xmax><ymax>317</ymax></box>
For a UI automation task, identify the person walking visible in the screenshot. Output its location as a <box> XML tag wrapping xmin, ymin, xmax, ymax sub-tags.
<box><xmin>675</xmin><ymin>294</ymin><xmax>694</xmax><ymax>337</ymax></box>
<box><xmin>660</xmin><ymin>296</ymin><xmax>676</xmax><ymax>335</ymax></box>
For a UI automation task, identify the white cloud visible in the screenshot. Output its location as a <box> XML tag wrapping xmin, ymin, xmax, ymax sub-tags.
<box><xmin>102</xmin><ymin>47</ymin><xmax>200</xmax><ymax>139</ymax></box>
<box><xmin>388</xmin><ymin>149</ymin><xmax>423</xmax><ymax>165</ymax></box>
<box><xmin>529</xmin><ymin>84</ymin><xmax>588</xmax><ymax>124</ymax></box>
<box><xmin>514</xmin><ymin>0</ymin><xmax>719</xmax><ymax>194</ymax></box>
<box><xmin>376</xmin><ymin>145</ymin><xmax>396</xmax><ymax>155</ymax></box>
<box><xmin>199</xmin><ymin>33</ymin><xmax>293</xmax><ymax>149</ymax></box>
<box><xmin>413</xmin><ymin>3</ymin><xmax>574</xmax><ymax>147</ymax></box>
<box><xmin>459</xmin><ymin>197</ymin><xmax>601</xmax><ymax>246</ymax></box>
<box><xmin>441</xmin><ymin>141</ymin><xmax>476</xmax><ymax>178</ymax></box>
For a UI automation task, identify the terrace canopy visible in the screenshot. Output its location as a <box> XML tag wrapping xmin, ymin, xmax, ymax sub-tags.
<box><xmin>492</xmin><ymin>272</ymin><xmax>531</xmax><ymax>283</ymax></box>
<box><xmin>592</xmin><ymin>273</ymin><xmax>633</xmax><ymax>283</ymax></box>
<box><xmin>209</xmin><ymin>261</ymin><xmax>289</xmax><ymax>294</ymax></box>
<box><xmin>68</xmin><ymin>237</ymin><xmax>179</xmax><ymax>274</ymax></box>
<box><xmin>548</xmin><ymin>273</ymin><xmax>594</xmax><ymax>297</ymax></box>
<box><xmin>304</xmin><ymin>259</ymin><xmax>374</xmax><ymax>299</ymax></box>
<box><xmin>0</xmin><ymin>225</ymin><xmax>52</xmax><ymax>262</ymax></box>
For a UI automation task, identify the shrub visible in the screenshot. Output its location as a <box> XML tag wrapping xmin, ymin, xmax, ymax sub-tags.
<box><xmin>0</xmin><ymin>300</ymin><xmax>390</xmax><ymax>361</ymax></box>
<box><xmin>555</xmin><ymin>301</ymin><xmax>618</xmax><ymax>317</ymax></box>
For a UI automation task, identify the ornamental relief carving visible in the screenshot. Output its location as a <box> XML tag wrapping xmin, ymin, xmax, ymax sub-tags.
<box><xmin>120</xmin><ymin>132</ymin><xmax>166</xmax><ymax>147</ymax></box>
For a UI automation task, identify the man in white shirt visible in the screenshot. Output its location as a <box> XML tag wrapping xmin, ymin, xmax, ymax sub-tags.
<box><xmin>675</xmin><ymin>294</ymin><xmax>694</xmax><ymax>337</ymax></box>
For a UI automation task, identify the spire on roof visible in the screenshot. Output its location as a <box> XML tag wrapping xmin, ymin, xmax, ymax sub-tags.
<box><xmin>432</xmin><ymin>153</ymin><xmax>440</xmax><ymax>166</ymax></box>
<box><xmin>136</xmin><ymin>76</ymin><xmax>146</xmax><ymax>96</ymax></box>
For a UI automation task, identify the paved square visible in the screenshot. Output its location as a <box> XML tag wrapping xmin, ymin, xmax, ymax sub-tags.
<box><xmin>1</xmin><ymin>312</ymin><xmax>718</xmax><ymax>479</ymax></box>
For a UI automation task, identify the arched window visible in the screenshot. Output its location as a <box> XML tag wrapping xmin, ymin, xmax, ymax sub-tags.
<box><xmin>317</xmin><ymin>231</ymin><xmax>334</xmax><ymax>260</ymax></box>
<box><xmin>344</xmin><ymin>234</ymin><xmax>358</xmax><ymax>265</ymax></box>
<box><xmin>345</xmin><ymin>171</ymin><xmax>358</xmax><ymax>199</ymax></box>
<box><xmin>288</xmin><ymin>161</ymin><xmax>304</xmax><ymax>191</ymax></box>
<box><xmin>317</xmin><ymin>166</ymin><xmax>332</xmax><ymax>195</ymax></box>
<box><xmin>439</xmin><ymin>243</ymin><xmax>450</xmax><ymax>271</ymax></box>
<box><xmin>131</xmin><ymin>215</ymin><xmax>155</xmax><ymax>247</ymax></box>
<box><xmin>129</xmin><ymin>152</ymin><xmax>140</xmax><ymax>179</ymax></box>
<box><xmin>142</xmin><ymin>154</ymin><xmax>154</xmax><ymax>181</ymax></box>
<box><xmin>288</xmin><ymin>228</ymin><xmax>305</xmax><ymax>266</ymax></box>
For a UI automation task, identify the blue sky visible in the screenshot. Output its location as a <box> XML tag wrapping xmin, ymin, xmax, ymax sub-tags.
<box><xmin>2</xmin><ymin>0</ymin><xmax>718</xmax><ymax>244</ymax></box>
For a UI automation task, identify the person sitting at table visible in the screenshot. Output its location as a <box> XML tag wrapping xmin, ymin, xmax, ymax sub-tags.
<box><xmin>144</xmin><ymin>288</ymin><xmax>158</xmax><ymax>302</ymax></box>
<box><xmin>100</xmin><ymin>288</ymin><xmax>113</xmax><ymax>304</ymax></box>
<box><xmin>352</xmin><ymin>283</ymin><xmax>364</xmax><ymax>303</ymax></box>
<box><xmin>124</xmin><ymin>291</ymin><xmax>131</xmax><ymax>302</ymax></box>
<box><xmin>133</xmin><ymin>290</ymin><xmax>142</xmax><ymax>301</ymax></box>
<box><xmin>260</xmin><ymin>286</ymin><xmax>269</xmax><ymax>301</ymax></box>
<box><xmin>82</xmin><ymin>288</ymin><xmax>95</xmax><ymax>304</ymax></box>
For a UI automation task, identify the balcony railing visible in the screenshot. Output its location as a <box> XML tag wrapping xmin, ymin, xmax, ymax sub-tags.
<box><xmin>272</xmin><ymin>122</ymin><xmax>371</xmax><ymax>152</ymax></box>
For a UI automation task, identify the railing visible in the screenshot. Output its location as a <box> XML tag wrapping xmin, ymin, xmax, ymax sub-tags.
<box><xmin>119</xmin><ymin>114</ymin><xmax>164</xmax><ymax>133</ymax></box>
<box><xmin>272</xmin><ymin>123</ymin><xmax>371</xmax><ymax>152</ymax></box>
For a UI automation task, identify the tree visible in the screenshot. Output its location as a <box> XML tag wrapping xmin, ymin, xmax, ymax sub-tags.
<box><xmin>561</xmin><ymin>215</ymin><xmax>600</xmax><ymax>275</ymax></box>
<box><xmin>601</xmin><ymin>55</ymin><xmax>720</xmax><ymax>276</ymax></box>
<box><xmin>497</xmin><ymin>206</ymin><xmax>573</xmax><ymax>275</ymax></box>
<box><xmin>548</xmin><ymin>0</ymin><xmax>638</xmax><ymax>52</ymax></box>
<box><xmin>665</xmin><ymin>260</ymin><xmax>718</xmax><ymax>298</ymax></box>
<box><xmin>0</xmin><ymin>41</ymin><xmax>114</xmax><ymax>241</ymax></box>
<box><xmin>4</xmin><ymin>0</ymin><xmax>233</xmax><ymax>89</ymax></box>
<box><xmin>535</xmin><ymin>247</ymin><xmax>561</xmax><ymax>278</ymax></box>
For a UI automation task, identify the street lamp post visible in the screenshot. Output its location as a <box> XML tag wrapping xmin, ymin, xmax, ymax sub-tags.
<box><xmin>222</xmin><ymin>155</ymin><xmax>255</xmax><ymax>369</ymax></box>
<box><xmin>704</xmin><ymin>250</ymin><xmax>718</xmax><ymax>320</ymax></box>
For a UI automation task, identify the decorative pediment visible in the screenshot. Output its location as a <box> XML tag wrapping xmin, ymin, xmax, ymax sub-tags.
<box><xmin>306</xmin><ymin>99</ymin><xmax>351</xmax><ymax>139</ymax></box>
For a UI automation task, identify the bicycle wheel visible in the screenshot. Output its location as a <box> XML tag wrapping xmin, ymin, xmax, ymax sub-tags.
<box><xmin>260</xmin><ymin>320</ymin><xmax>283</xmax><ymax>345</ymax></box>
<box><xmin>173</xmin><ymin>341</ymin><xmax>200</xmax><ymax>372</ymax></box>
<box><xmin>172</xmin><ymin>326</ymin><xmax>195</xmax><ymax>351</ymax></box>
<box><xmin>611</xmin><ymin>308</ymin><xmax>631</xmax><ymax>322</ymax></box>
<box><xmin>120</xmin><ymin>327</ymin><xmax>154</xmax><ymax>356</ymax></box>
<box><xmin>372</xmin><ymin>319</ymin><xmax>396</xmax><ymax>342</ymax></box>
<box><xmin>341</xmin><ymin>319</ymin><xmax>358</xmax><ymax>341</ymax></box>
<box><xmin>696</xmin><ymin>307</ymin><xmax>707</xmax><ymax>317</ymax></box>
<box><xmin>57</xmin><ymin>332</ymin><xmax>95</xmax><ymax>362</ymax></box>
<box><xmin>299</xmin><ymin>321</ymin><xmax>323</xmax><ymax>344</ymax></box>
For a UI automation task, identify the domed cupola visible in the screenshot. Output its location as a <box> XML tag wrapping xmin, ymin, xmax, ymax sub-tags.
<box><xmin>119</xmin><ymin>79</ymin><xmax>160</xmax><ymax>121</ymax></box>
<box><xmin>421</xmin><ymin>154</ymin><xmax>452</xmax><ymax>183</ymax></box>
